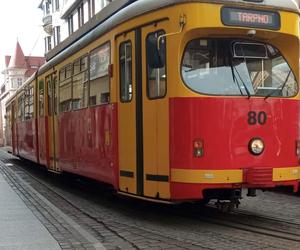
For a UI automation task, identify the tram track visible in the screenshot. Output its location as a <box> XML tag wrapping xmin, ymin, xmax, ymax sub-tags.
<box><xmin>1</xmin><ymin>154</ymin><xmax>300</xmax><ymax>249</ymax></box>
<box><xmin>0</xmin><ymin>159</ymin><xmax>208</xmax><ymax>250</ymax></box>
<box><xmin>195</xmin><ymin>211</ymin><xmax>300</xmax><ymax>243</ymax></box>
<box><xmin>167</xmin><ymin>201</ymin><xmax>300</xmax><ymax>244</ymax></box>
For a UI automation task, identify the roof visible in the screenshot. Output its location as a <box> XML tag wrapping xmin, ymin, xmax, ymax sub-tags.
<box><xmin>8</xmin><ymin>41</ymin><xmax>26</xmax><ymax>69</ymax></box>
<box><xmin>47</xmin><ymin>0</ymin><xmax>136</xmax><ymax>60</ymax></box>
<box><xmin>220</xmin><ymin>0</ymin><xmax>299</xmax><ymax>11</ymax></box>
<box><xmin>4</xmin><ymin>41</ymin><xmax>45</xmax><ymax>77</ymax></box>
<box><xmin>24</xmin><ymin>56</ymin><xmax>45</xmax><ymax>77</ymax></box>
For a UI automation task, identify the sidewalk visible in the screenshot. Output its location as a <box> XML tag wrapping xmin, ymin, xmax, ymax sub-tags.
<box><xmin>0</xmin><ymin>172</ymin><xmax>61</xmax><ymax>250</ymax></box>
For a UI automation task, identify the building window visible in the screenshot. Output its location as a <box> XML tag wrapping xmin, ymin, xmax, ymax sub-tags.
<box><xmin>56</xmin><ymin>26</ymin><xmax>60</xmax><ymax>44</ymax></box>
<box><xmin>88</xmin><ymin>0</ymin><xmax>95</xmax><ymax>19</ymax></box>
<box><xmin>47</xmin><ymin>36</ymin><xmax>52</xmax><ymax>51</ymax></box>
<box><xmin>55</xmin><ymin>0</ymin><xmax>59</xmax><ymax>11</ymax></box>
<box><xmin>53</xmin><ymin>28</ymin><xmax>56</xmax><ymax>47</ymax></box>
<box><xmin>45</xmin><ymin>2</ymin><xmax>50</xmax><ymax>15</ymax></box>
<box><xmin>78</xmin><ymin>3</ymin><xmax>84</xmax><ymax>28</ymax></box>
<box><xmin>68</xmin><ymin>15</ymin><xmax>74</xmax><ymax>35</ymax></box>
<box><xmin>1</xmin><ymin>85</ymin><xmax>5</xmax><ymax>94</ymax></box>
<box><xmin>45</xmin><ymin>36</ymin><xmax>52</xmax><ymax>51</ymax></box>
<box><xmin>53</xmin><ymin>26</ymin><xmax>60</xmax><ymax>47</ymax></box>
<box><xmin>44</xmin><ymin>38</ymin><xmax>47</xmax><ymax>52</ymax></box>
<box><xmin>17</xmin><ymin>78</ymin><xmax>23</xmax><ymax>88</ymax></box>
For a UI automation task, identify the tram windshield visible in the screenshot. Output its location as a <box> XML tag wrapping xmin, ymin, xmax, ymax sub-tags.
<box><xmin>181</xmin><ymin>39</ymin><xmax>298</xmax><ymax>97</ymax></box>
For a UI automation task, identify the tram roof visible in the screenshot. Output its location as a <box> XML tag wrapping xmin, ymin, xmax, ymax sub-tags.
<box><xmin>210</xmin><ymin>0</ymin><xmax>299</xmax><ymax>12</ymax></box>
<box><xmin>39</xmin><ymin>0</ymin><xmax>299</xmax><ymax>75</ymax></box>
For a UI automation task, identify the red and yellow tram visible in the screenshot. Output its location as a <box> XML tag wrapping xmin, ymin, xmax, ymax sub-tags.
<box><xmin>5</xmin><ymin>0</ymin><xmax>300</xmax><ymax>205</ymax></box>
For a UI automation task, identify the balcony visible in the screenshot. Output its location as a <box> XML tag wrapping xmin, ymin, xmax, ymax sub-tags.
<box><xmin>43</xmin><ymin>14</ymin><xmax>52</xmax><ymax>26</ymax></box>
<box><xmin>43</xmin><ymin>15</ymin><xmax>52</xmax><ymax>35</ymax></box>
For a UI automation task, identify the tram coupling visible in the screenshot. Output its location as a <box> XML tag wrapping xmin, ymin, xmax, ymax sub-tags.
<box><xmin>247</xmin><ymin>188</ymin><xmax>257</xmax><ymax>197</ymax></box>
<box><xmin>212</xmin><ymin>189</ymin><xmax>242</xmax><ymax>212</ymax></box>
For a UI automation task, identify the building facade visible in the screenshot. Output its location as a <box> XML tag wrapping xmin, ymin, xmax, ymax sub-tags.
<box><xmin>39</xmin><ymin>0</ymin><xmax>114</xmax><ymax>54</ymax></box>
<box><xmin>0</xmin><ymin>41</ymin><xmax>45</xmax><ymax>146</ymax></box>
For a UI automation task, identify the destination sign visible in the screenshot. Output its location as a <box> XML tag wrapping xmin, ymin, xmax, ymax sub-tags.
<box><xmin>221</xmin><ymin>7</ymin><xmax>280</xmax><ymax>30</ymax></box>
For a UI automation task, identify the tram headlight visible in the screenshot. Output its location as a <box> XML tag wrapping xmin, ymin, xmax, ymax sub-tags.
<box><xmin>249</xmin><ymin>138</ymin><xmax>264</xmax><ymax>155</ymax></box>
<box><xmin>193</xmin><ymin>139</ymin><xmax>204</xmax><ymax>158</ymax></box>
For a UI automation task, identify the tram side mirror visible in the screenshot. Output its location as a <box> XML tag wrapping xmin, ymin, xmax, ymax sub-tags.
<box><xmin>147</xmin><ymin>35</ymin><xmax>165</xmax><ymax>69</ymax></box>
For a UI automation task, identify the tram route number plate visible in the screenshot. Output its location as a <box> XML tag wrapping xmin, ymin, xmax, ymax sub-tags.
<box><xmin>221</xmin><ymin>7</ymin><xmax>280</xmax><ymax>30</ymax></box>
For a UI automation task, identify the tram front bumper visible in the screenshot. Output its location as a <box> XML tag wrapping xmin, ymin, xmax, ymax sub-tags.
<box><xmin>171</xmin><ymin>166</ymin><xmax>300</xmax><ymax>189</ymax></box>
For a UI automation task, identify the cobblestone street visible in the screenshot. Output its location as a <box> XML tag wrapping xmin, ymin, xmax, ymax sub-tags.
<box><xmin>1</xmin><ymin>149</ymin><xmax>300</xmax><ymax>250</ymax></box>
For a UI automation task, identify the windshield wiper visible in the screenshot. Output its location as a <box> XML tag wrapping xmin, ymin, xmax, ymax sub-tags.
<box><xmin>184</xmin><ymin>67</ymin><xmax>199</xmax><ymax>73</ymax></box>
<box><xmin>264</xmin><ymin>69</ymin><xmax>291</xmax><ymax>100</ymax></box>
<box><xmin>229</xmin><ymin>58</ymin><xmax>243</xmax><ymax>96</ymax></box>
<box><xmin>231</xmin><ymin>63</ymin><xmax>251</xmax><ymax>98</ymax></box>
<box><xmin>230</xmin><ymin>46</ymin><xmax>251</xmax><ymax>98</ymax></box>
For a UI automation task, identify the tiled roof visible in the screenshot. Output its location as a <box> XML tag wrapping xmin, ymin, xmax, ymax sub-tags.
<box><xmin>8</xmin><ymin>41</ymin><xmax>26</xmax><ymax>69</ymax></box>
<box><xmin>5</xmin><ymin>41</ymin><xmax>45</xmax><ymax>77</ymax></box>
<box><xmin>24</xmin><ymin>56</ymin><xmax>45</xmax><ymax>77</ymax></box>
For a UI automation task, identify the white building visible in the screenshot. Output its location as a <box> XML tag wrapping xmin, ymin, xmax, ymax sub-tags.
<box><xmin>39</xmin><ymin>0</ymin><xmax>114</xmax><ymax>54</ymax></box>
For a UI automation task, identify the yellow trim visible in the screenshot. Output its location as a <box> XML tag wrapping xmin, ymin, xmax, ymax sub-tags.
<box><xmin>171</xmin><ymin>169</ymin><xmax>243</xmax><ymax>184</ymax></box>
<box><xmin>117</xmin><ymin>192</ymin><xmax>174</xmax><ymax>204</ymax></box>
<box><xmin>273</xmin><ymin>167</ymin><xmax>300</xmax><ymax>181</ymax></box>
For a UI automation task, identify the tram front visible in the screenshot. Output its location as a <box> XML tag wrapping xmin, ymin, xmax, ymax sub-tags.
<box><xmin>168</xmin><ymin>0</ymin><xmax>300</xmax><ymax>203</ymax></box>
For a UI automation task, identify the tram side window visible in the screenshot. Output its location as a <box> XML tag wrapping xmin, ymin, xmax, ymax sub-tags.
<box><xmin>24</xmin><ymin>89</ymin><xmax>30</xmax><ymax>120</ymax></box>
<box><xmin>46</xmin><ymin>75</ymin><xmax>53</xmax><ymax>115</ymax></box>
<box><xmin>25</xmin><ymin>85</ymin><xmax>34</xmax><ymax>120</ymax></box>
<box><xmin>119</xmin><ymin>41</ymin><xmax>132</xmax><ymax>102</ymax></box>
<box><xmin>39</xmin><ymin>80</ymin><xmax>44</xmax><ymax>116</ymax></box>
<box><xmin>29</xmin><ymin>86</ymin><xmax>34</xmax><ymax>118</ymax></box>
<box><xmin>18</xmin><ymin>95</ymin><xmax>25</xmax><ymax>121</ymax></box>
<box><xmin>59</xmin><ymin>64</ymin><xmax>72</xmax><ymax>112</ymax></box>
<box><xmin>146</xmin><ymin>30</ymin><xmax>167</xmax><ymax>99</ymax></box>
<box><xmin>5</xmin><ymin>106</ymin><xmax>11</xmax><ymax>130</ymax></box>
<box><xmin>72</xmin><ymin>56</ymin><xmax>89</xmax><ymax>110</ymax></box>
<box><xmin>89</xmin><ymin>43</ymin><xmax>110</xmax><ymax>106</ymax></box>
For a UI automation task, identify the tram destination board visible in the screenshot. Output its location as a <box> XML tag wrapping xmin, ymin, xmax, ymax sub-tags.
<box><xmin>221</xmin><ymin>7</ymin><xmax>280</xmax><ymax>30</ymax></box>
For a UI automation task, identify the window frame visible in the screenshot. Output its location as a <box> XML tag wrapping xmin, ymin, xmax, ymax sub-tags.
<box><xmin>119</xmin><ymin>40</ymin><xmax>133</xmax><ymax>103</ymax></box>
<box><xmin>180</xmin><ymin>37</ymin><xmax>299</xmax><ymax>98</ymax></box>
<box><xmin>55</xmin><ymin>0</ymin><xmax>60</xmax><ymax>11</ymax></box>
<box><xmin>146</xmin><ymin>30</ymin><xmax>167</xmax><ymax>100</ymax></box>
<box><xmin>68</xmin><ymin>15</ymin><xmax>74</xmax><ymax>35</ymax></box>
<box><xmin>88</xmin><ymin>41</ymin><xmax>111</xmax><ymax>107</ymax></box>
<box><xmin>77</xmin><ymin>3</ymin><xmax>84</xmax><ymax>28</ymax></box>
<box><xmin>72</xmin><ymin>54</ymin><xmax>89</xmax><ymax>110</ymax></box>
<box><xmin>59</xmin><ymin>63</ymin><xmax>73</xmax><ymax>113</ymax></box>
<box><xmin>88</xmin><ymin>0</ymin><xmax>95</xmax><ymax>19</ymax></box>
<box><xmin>38</xmin><ymin>79</ymin><xmax>45</xmax><ymax>117</ymax></box>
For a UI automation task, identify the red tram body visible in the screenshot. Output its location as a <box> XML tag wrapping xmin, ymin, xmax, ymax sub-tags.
<box><xmin>5</xmin><ymin>0</ymin><xmax>300</xmax><ymax>204</ymax></box>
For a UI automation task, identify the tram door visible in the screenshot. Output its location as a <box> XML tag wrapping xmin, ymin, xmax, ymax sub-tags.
<box><xmin>117</xmin><ymin>25</ymin><xmax>170</xmax><ymax>199</ymax></box>
<box><xmin>117</xmin><ymin>31</ymin><xmax>138</xmax><ymax>194</ymax></box>
<box><xmin>46</xmin><ymin>73</ymin><xmax>60</xmax><ymax>172</ymax></box>
<box><xmin>141</xmin><ymin>25</ymin><xmax>170</xmax><ymax>199</ymax></box>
